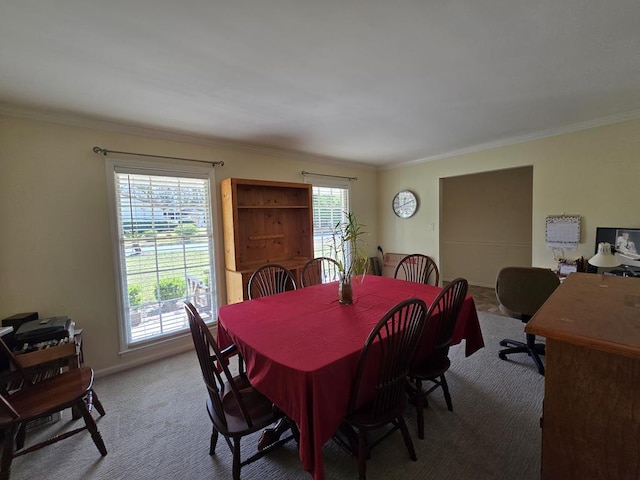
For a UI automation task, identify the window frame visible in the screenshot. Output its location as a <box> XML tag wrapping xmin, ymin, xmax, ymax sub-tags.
<box><xmin>304</xmin><ymin>175</ymin><xmax>351</xmax><ymax>261</ymax></box>
<box><xmin>105</xmin><ymin>157</ymin><xmax>219</xmax><ymax>353</ymax></box>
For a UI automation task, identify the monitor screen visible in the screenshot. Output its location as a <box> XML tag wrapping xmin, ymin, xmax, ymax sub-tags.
<box><xmin>594</xmin><ymin>227</ymin><xmax>640</xmax><ymax>271</ymax></box>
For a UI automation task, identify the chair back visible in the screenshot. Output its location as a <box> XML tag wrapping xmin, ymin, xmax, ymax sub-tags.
<box><xmin>426</xmin><ymin>278</ymin><xmax>469</xmax><ymax>362</ymax></box>
<box><xmin>394</xmin><ymin>254</ymin><xmax>440</xmax><ymax>286</ymax></box>
<box><xmin>248</xmin><ymin>264</ymin><xmax>297</xmax><ymax>300</ymax></box>
<box><xmin>300</xmin><ymin>257</ymin><xmax>341</xmax><ymax>287</ymax></box>
<box><xmin>347</xmin><ymin>298</ymin><xmax>428</xmax><ymax>418</ymax></box>
<box><xmin>184</xmin><ymin>302</ymin><xmax>254</xmax><ymax>431</ymax></box>
<box><xmin>495</xmin><ymin>267</ymin><xmax>560</xmax><ymax>320</ymax></box>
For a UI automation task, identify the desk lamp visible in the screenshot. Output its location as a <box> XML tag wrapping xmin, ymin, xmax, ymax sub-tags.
<box><xmin>588</xmin><ymin>242</ymin><xmax>621</xmax><ymax>269</ymax></box>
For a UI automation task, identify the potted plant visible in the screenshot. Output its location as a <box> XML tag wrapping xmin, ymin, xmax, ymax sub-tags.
<box><xmin>330</xmin><ymin>212</ymin><xmax>370</xmax><ymax>304</ymax></box>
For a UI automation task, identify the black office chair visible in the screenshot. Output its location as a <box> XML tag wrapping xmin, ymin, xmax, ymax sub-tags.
<box><xmin>495</xmin><ymin>266</ymin><xmax>560</xmax><ymax>375</ymax></box>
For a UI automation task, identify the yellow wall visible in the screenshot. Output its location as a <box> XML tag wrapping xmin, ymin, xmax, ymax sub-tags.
<box><xmin>3</xmin><ymin>113</ymin><xmax>639</xmax><ymax>375</ymax></box>
<box><xmin>0</xmin><ymin>116</ymin><xmax>378</xmax><ymax>374</ymax></box>
<box><xmin>378</xmin><ymin>118</ymin><xmax>640</xmax><ymax>274</ymax></box>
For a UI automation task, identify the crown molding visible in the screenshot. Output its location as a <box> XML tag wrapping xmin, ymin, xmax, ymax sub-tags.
<box><xmin>3</xmin><ymin>101</ymin><xmax>638</xmax><ymax>172</ymax></box>
<box><xmin>383</xmin><ymin>109</ymin><xmax>640</xmax><ymax>170</ymax></box>
<box><xmin>0</xmin><ymin>102</ymin><xmax>376</xmax><ymax>171</ymax></box>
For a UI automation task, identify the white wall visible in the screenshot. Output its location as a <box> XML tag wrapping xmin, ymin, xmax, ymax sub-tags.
<box><xmin>0</xmin><ymin>116</ymin><xmax>378</xmax><ymax>374</ymax></box>
<box><xmin>378</xmin><ymin>118</ymin><xmax>640</xmax><ymax>276</ymax></box>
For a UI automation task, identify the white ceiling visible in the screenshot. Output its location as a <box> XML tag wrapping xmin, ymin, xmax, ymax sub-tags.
<box><xmin>1</xmin><ymin>1</ymin><xmax>640</xmax><ymax>167</ymax></box>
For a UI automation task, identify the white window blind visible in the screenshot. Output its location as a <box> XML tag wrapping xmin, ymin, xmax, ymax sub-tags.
<box><xmin>307</xmin><ymin>178</ymin><xmax>350</xmax><ymax>260</ymax></box>
<box><xmin>111</xmin><ymin>165</ymin><xmax>217</xmax><ymax>348</ymax></box>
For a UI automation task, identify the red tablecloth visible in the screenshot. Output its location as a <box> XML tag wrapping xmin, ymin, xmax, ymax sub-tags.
<box><xmin>217</xmin><ymin>275</ymin><xmax>484</xmax><ymax>480</ymax></box>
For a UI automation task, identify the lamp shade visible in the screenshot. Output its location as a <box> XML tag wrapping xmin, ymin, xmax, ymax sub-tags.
<box><xmin>588</xmin><ymin>242</ymin><xmax>621</xmax><ymax>268</ymax></box>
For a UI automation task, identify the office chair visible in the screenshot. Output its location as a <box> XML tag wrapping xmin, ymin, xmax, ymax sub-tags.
<box><xmin>495</xmin><ymin>266</ymin><xmax>560</xmax><ymax>375</ymax></box>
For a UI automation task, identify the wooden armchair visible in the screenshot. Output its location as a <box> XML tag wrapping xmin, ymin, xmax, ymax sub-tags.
<box><xmin>187</xmin><ymin>273</ymin><xmax>210</xmax><ymax>309</ymax></box>
<box><xmin>394</xmin><ymin>253</ymin><xmax>440</xmax><ymax>286</ymax></box>
<box><xmin>408</xmin><ymin>277</ymin><xmax>468</xmax><ymax>439</ymax></box>
<box><xmin>336</xmin><ymin>298</ymin><xmax>428</xmax><ymax>479</ymax></box>
<box><xmin>247</xmin><ymin>264</ymin><xmax>296</xmax><ymax>299</ymax></box>
<box><xmin>300</xmin><ymin>257</ymin><xmax>341</xmax><ymax>287</ymax></box>
<box><xmin>184</xmin><ymin>302</ymin><xmax>296</xmax><ymax>479</ymax></box>
<box><xmin>0</xmin><ymin>337</ymin><xmax>106</xmax><ymax>480</ymax></box>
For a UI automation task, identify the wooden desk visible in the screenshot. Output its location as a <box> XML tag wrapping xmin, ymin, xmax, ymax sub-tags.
<box><xmin>526</xmin><ymin>273</ymin><xmax>640</xmax><ymax>479</ymax></box>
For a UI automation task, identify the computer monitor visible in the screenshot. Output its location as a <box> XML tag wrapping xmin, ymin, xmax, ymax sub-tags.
<box><xmin>593</xmin><ymin>227</ymin><xmax>640</xmax><ymax>274</ymax></box>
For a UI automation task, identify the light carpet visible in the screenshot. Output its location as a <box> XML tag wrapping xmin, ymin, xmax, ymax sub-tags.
<box><xmin>10</xmin><ymin>312</ymin><xmax>544</xmax><ymax>480</ymax></box>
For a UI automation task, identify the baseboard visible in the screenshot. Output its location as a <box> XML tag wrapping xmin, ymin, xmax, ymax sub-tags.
<box><xmin>443</xmin><ymin>277</ymin><xmax>495</xmax><ymax>289</ymax></box>
<box><xmin>94</xmin><ymin>343</ymin><xmax>194</xmax><ymax>378</ymax></box>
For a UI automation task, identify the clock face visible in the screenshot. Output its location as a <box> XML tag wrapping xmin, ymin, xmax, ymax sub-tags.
<box><xmin>393</xmin><ymin>190</ymin><xmax>418</xmax><ymax>218</ymax></box>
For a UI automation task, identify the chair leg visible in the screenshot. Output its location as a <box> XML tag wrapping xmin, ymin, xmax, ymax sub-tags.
<box><xmin>358</xmin><ymin>429</ymin><xmax>367</xmax><ymax>480</ymax></box>
<box><xmin>287</xmin><ymin>418</ymin><xmax>300</xmax><ymax>448</ymax></box>
<box><xmin>415</xmin><ymin>381</ymin><xmax>425</xmax><ymax>440</ymax></box>
<box><xmin>526</xmin><ymin>334</ymin><xmax>545</xmax><ymax>375</ymax></box>
<box><xmin>90</xmin><ymin>389</ymin><xmax>106</xmax><ymax>417</ymax></box>
<box><xmin>77</xmin><ymin>399</ymin><xmax>107</xmax><ymax>456</ymax></box>
<box><xmin>0</xmin><ymin>424</ymin><xmax>18</xmax><ymax>480</ymax></box>
<box><xmin>499</xmin><ymin>334</ymin><xmax>545</xmax><ymax>375</ymax></box>
<box><xmin>440</xmin><ymin>374</ymin><xmax>453</xmax><ymax>412</ymax></box>
<box><xmin>209</xmin><ymin>427</ymin><xmax>219</xmax><ymax>455</ymax></box>
<box><xmin>232</xmin><ymin>438</ymin><xmax>241</xmax><ymax>480</ymax></box>
<box><xmin>397</xmin><ymin>415</ymin><xmax>417</xmax><ymax>461</ymax></box>
<box><xmin>15</xmin><ymin>424</ymin><xmax>26</xmax><ymax>450</ymax></box>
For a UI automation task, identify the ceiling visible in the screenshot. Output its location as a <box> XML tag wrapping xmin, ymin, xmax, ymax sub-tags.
<box><xmin>1</xmin><ymin>1</ymin><xmax>640</xmax><ymax>168</ymax></box>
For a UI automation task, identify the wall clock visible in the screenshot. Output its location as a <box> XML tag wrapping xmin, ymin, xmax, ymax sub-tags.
<box><xmin>392</xmin><ymin>190</ymin><xmax>418</xmax><ymax>218</ymax></box>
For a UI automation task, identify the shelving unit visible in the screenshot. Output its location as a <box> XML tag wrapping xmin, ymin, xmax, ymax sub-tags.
<box><xmin>221</xmin><ymin>178</ymin><xmax>314</xmax><ymax>304</ymax></box>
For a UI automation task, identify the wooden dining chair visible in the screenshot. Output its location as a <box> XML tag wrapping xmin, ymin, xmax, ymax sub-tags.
<box><xmin>407</xmin><ymin>277</ymin><xmax>468</xmax><ymax>439</ymax></box>
<box><xmin>247</xmin><ymin>264</ymin><xmax>297</xmax><ymax>300</ymax></box>
<box><xmin>300</xmin><ymin>257</ymin><xmax>341</xmax><ymax>287</ymax></box>
<box><xmin>393</xmin><ymin>253</ymin><xmax>440</xmax><ymax>286</ymax></box>
<box><xmin>0</xmin><ymin>337</ymin><xmax>107</xmax><ymax>480</ymax></box>
<box><xmin>337</xmin><ymin>298</ymin><xmax>428</xmax><ymax>480</ymax></box>
<box><xmin>184</xmin><ymin>302</ymin><xmax>296</xmax><ymax>480</ymax></box>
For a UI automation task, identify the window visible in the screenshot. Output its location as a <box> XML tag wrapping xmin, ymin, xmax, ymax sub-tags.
<box><xmin>307</xmin><ymin>177</ymin><xmax>350</xmax><ymax>260</ymax></box>
<box><xmin>107</xmin><ymin>161</ymin><xmax>217</xmax><ymax>349</ymax></box>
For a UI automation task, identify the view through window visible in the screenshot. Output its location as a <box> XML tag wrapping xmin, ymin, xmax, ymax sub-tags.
<box><xmin>311</xmin><ymin>184</ymin><xmax>350</xmax><ymax>260</ymax></box>
<box><xmin>111</xmin><ymin>166</ymin><xmax>216</xmax><ymax>347</ymax></box>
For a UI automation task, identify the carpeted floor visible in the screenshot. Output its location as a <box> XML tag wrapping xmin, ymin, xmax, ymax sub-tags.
<box><xmin>9</xmin><ymin>311</ymin><xmax>543</xmax><ymax>480</ymax></box>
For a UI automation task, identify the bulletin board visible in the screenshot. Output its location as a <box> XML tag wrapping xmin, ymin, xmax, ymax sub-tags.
<box><xmin>545</xmin><ymin>215</ymin><xmax>580</xmax><ymax>250</ymax></box>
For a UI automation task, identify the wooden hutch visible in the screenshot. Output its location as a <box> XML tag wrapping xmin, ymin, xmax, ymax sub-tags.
<box><xmin>221</xmin><ymin>178</ymin><xmax>314</xmax><ymax>304</ymax></box>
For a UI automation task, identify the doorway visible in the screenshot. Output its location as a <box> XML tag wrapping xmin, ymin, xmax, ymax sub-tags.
<box><xmin>440</xmin><ymin>166</ymin><xmax>533</xmax><ymax>287</ymax></box>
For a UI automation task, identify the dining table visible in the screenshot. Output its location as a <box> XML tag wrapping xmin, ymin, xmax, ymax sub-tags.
<box><xmin>217</xmin><ymin>275</ymin><xmax>484</xmax><ymax>480</ymax></box>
